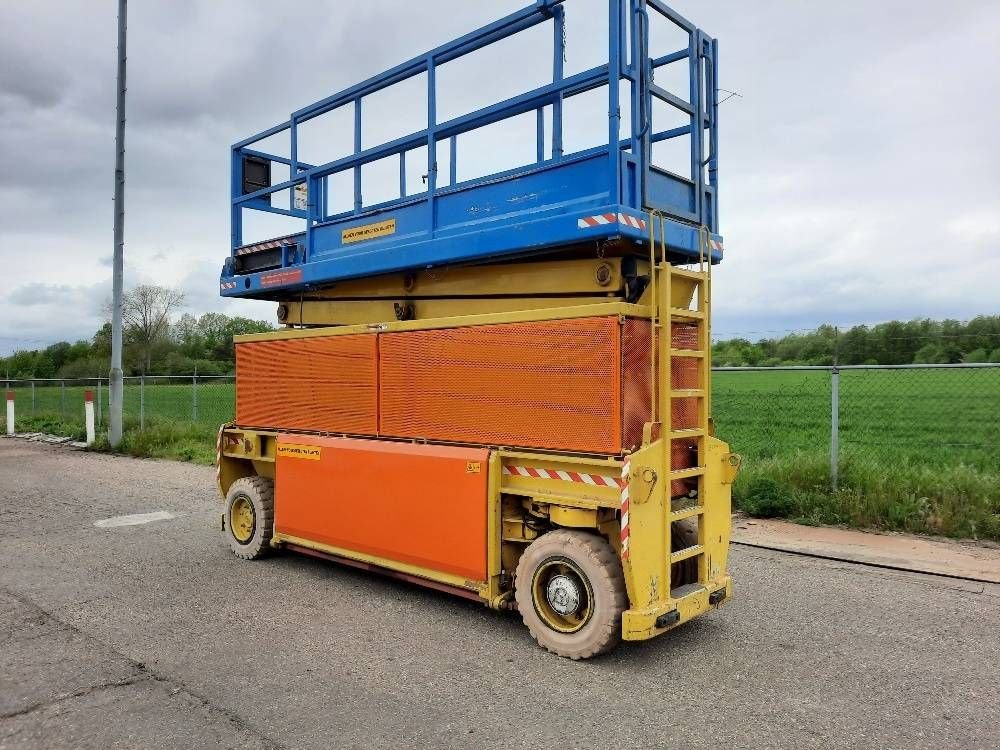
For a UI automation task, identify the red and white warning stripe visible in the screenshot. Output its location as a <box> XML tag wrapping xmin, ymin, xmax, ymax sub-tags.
<box><xmin>502</xmin><ymin>464</ymin><xmax>622</xmax><ymax>489</ymax></box>
<box><xmin>215</xmin><ymin>424</ymin><xmax>225</xmax><ymax>490</ymax></box>
<box><xmin>620</xmin><ymin>456</ymin><xmax>631</xmax><ymax>560</ymax></box>
<box><xmin>577</xmin><ymin>212</ymin><xmax>647</xmax><ymax>231</ymax></box>
<box><xmin>709</xmin><ymin>237</ymin><xmax>724</xmax><ymax>253</ymax></box>
<box><xmin>234</xmin><ymin>232</ymin><xmax>304</xmax><ymax>256</ymax></box>
<box><xmin>220</xmin><ymin>281</ymin><xmax>237</xmax><ymax>291</ymax></box>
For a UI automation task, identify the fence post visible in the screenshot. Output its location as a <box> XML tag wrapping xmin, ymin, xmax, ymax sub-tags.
<box><xmin>192</xmin><ymin>371</ymin><xmax>198</xmax><ymax>422</ymax></box>
<box><xmin>61</xmin><ymin>380</ymin><xmax>66</xmax><ymax>419</ymax></box>
<box><xmin>5</xmin><ymin>390</ymin><xmax>13</xmax><ymax>435</ymax></box>
<box><xmin>96</xmin><ymin>378</ymin><xmax>103</xmax><ymax>427</ymax></box>
<box><xmin>830</xmin><ymin>366</ymin><xmax>840</xmax><ymax>492</ymax></box>
<box><xmin>140</xmin><ymin>376</ymin><xmax>145</xmax><ymax>430</ymax></box>
<box><xmin>31</xmin><ymin>381</ymin><xmax>35</xmax><ymax>415</ymax></box>
<box><xmin>84</xmin><ymin>390</ymin><xmax>96</xmax><ymax>445</ymax></box>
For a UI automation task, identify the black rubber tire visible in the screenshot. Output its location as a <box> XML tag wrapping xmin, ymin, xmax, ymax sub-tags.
<box><xmin>223</xmin><ymin>476</ymin><xmax>274</xmax><ymax>560</ymax></box>
<box><xmin>672</xmin><ymin>518</ymin><xmax>699</xmax><ymax>587</ymax></box>
<box><xmin>514</xmin><ymin>530</ymin><xmax>627</xmax><ymax>660</ymax></box>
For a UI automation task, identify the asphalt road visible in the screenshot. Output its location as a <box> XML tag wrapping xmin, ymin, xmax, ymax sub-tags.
<box><xmin>2</xmin><ymin>439</ymin><xmax>998</xmax><ymax>750</ymax></box>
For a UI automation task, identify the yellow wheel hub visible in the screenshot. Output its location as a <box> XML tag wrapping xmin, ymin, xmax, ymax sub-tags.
<box><xmin>230</xmin><ymin>496</ymin><xmax>256</xmax><ymax>544</ymax></box>
<box><xmin>531</xmin><ymin>558</ymin><xmax>593</xmax><ymax>634</ymax></box>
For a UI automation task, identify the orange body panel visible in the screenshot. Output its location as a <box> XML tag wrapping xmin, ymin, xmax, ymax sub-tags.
<box><xmin>379</xmin><ymin>317</ymin><xmax>623</xmax><ymax>453</ymax></box>
<box><xmin>273</xmin><ymin>434</ymin><xmax>489</xmax><ymax>582</ymax></box>
<box><xmin>235</xmin><ymin>335</ymin><xmax>378</xmax><ymax>434</ymax></box>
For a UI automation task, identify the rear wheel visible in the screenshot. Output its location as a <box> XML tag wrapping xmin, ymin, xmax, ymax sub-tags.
<box><xmin>671</xmin><ymin>518</ymin><xmax>699</xmax><ymax>587</ymax></box>
<box><xmin>515</xmin><ymin>530</ymin><xmax>627</xmax><ymax>660</ymax></box>
<box><xmin>224</xmin><ymin>476</ymin><xmax>274</xmax><ymax>560</ymax></box>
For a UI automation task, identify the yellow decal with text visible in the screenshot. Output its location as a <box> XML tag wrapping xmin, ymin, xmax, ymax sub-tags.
<box><xmin>466</xmin><ymin>461</ymin><xmax>482</xmax><ymax>474</ymax></box>
<box><xmin>342</xmin><ymin>218</ymin><xmax>396</xmax><ymax>244</ymax></box>
<box><xmin>277</xmin><ymin>444</ymin><xmax>322</xmax><ymax>461</ymax></box>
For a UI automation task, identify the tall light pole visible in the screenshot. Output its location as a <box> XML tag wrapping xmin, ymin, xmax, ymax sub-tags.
<box><xmin>109</xmin><ymin>0</ymin><xmax>127</xmax><ymax>447</ymax></box>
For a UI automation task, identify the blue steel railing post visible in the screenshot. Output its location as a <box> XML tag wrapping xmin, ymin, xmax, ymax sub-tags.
<box><xmin>608</xmin><ymin>0</ymin><xmax>623</xmax><ymax>205</ymax></box>
<box><xmin>689</xmin><ymin>29</ymin><xmax>704</xmax><ymax>224</ymax></box>
<box><xmin>354</xmin><ymin>99</ymin><xmax>363</xmax><ymax>213</ymax></box>
<box><xmin>535</xmin><ymin>109</ymin><xmax>545</xmax><ymax>162</ymax></box>
<box><xmin>230</xmin><ymin>147</ymin><xmax>242</xmax><ymax>251</ymax></box>
<box><xmin>639</xmin><ymin>1</ymin><xmax>652</xmax><ymax>208</ymax></box>
<box><xmin>290</xmin><ymin>116</ymin><xmax>298</xmax><ymax>189</ymax></box>
<box><xmin>449</xmin><ymin>136</ymin><xmax>457</xmax><ymax>185</ymax></box>
<box><xmin>709</xmin><ymin>37</ymin><xmax>719</xmax><ymax>230</ymax></box>
<box><xmin>628</xmin><ymin>0</ymin><xmax>644</xmax><ymax>209</ymax></box>
<box><xmin>551</xmin><ymin>4</ymin><xmax>565</xmax><ymax>159</ymax></box>
<box><xmin>426</xmin><ymin>57</ymin><xmax>437</xmax><ymax>234</ymax></box>
<box><xmin>399</xmin><ymin>152</ymin><xmax>406</xmax><ymax>198</ymax></box>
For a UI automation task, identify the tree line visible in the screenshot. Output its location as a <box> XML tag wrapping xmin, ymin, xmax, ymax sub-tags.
<box><xmin>2</xmin><ymin>285</ymin><xmax>273</xmax><ymax>379</ymax></box>
<box><xmin>712</xmin><ymin>316</ymin><xmax>1000</xmax><ymax>367</ymax></box>
<box><xmin>4</xmin><ymin>290</ymin><xmax>997</xmax><ymax>376</ymax></box>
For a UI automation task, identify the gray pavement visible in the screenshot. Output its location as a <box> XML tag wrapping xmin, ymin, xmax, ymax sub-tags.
<box><xmin>1</xmin><ymin>438</ymin><xmax>998</xmax><ymax>749</ymax></box>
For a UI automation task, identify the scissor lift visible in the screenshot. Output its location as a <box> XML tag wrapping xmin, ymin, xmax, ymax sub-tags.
<box><xmin>217</xmin><ymin>0</ymin><xmax>738</xmax><ymax>659</ymax></box>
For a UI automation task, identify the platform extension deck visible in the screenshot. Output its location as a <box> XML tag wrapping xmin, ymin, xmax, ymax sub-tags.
<box><xmin>221</xmin><ymin>0</ymin><xmax>723</xmax><ymax>300</ymax></box>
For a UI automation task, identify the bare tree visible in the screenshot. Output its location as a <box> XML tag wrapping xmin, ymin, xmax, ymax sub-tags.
<box><xmin>120</xmin><ymin>285</ymin><xmax>185</xmax><ymax>373</ymax></box>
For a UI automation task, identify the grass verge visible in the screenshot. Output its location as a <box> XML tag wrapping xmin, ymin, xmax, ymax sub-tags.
<box><xmin>14</xmin><ymin>412</ymin><xmax>217</xmax><ymax>465</ymax></box>
<box><xmin>734</xmin><ymin>451</ymin><xmax>1000</xmax><ymax>541</ymax></box>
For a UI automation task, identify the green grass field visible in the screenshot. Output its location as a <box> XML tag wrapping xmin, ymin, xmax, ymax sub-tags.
<box><xmin>10</xmin><ymin>368</ymin><xmax>1000</xmax><ymax>539</ymax></box>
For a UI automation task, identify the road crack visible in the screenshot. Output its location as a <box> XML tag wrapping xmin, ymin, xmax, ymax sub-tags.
<box><xmin>1</xmin><ymin>587</ymin><xmax>289</xmax><ymax>750</ymax></box>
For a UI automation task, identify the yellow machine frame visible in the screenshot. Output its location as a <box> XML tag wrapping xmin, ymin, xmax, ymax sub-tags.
<box><xmin>218</xmin><ymin>231</ymin><xmax>739</xmax><ymax>643</ymax></box>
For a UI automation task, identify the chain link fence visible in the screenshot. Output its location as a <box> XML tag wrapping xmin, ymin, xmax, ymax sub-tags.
<box><xmin>3</xmin><ymin>375</ymin><xmax>235</xmax><ymax>437</ymax></box>
<box><xmin>4</xmin><ymin>364</ymin><xmax>999</xmax><ymax>488</ymax></box>
<box><xmin>712</xmin><ymin>363</ymin><xmax>1000</xmax><ymax>489</ymax></box>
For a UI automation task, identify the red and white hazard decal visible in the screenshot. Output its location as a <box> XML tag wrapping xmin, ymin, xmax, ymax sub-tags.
<box><xmin>620</xmin><ymin>456</ymin><xmax>631</xmax><ymax>560</ymax></box>
<box><xmin>709</xmin><ymin>237</ymin><xmax>724</xmax><ymax>253</ymax></box>
<box><xmin>577</xmin><ymin>213</ymin><xmax>647</xmax><ymax>231</ymax></box>
<box><xmin>502</xmin><ymin>464</ymin><xmax>623</xmax><ymax>489</ymax></box>
<box><xmin>220</xmin><ymin>281</ymin><xmax>237</xmax><ymax>291</ymax></box>
<box><xmin>234</xmin><ymin>232</ymin><xmax>303</xmax><ymax>256</ymax></box>
<box><xmin>215</xmin><ymin>424</ymin><xmax>224</xmax><ymax>490</ymax></box>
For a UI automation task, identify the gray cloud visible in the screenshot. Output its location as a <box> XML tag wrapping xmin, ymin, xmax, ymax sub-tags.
<box><xmin>1</xmin><ymin>0</ymin><xmax>998</xmax><ymax>356</ymax></box>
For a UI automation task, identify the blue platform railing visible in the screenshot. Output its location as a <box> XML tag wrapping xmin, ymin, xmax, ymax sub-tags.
<box><xmin>224</xmin><ymin>0</ymin><xmax>721</xmax><ymax>297</ymax></box>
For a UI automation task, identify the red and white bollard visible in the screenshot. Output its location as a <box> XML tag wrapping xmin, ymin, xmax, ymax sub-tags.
<box><xmin>5</xmin><ymin>391</ymin><xmax>13</xmax><ymax>435</ymax></box>
<box><xmin>84</xmin><ymin>390</ymin><xmax>96</xmax><ymax>446</ymax></box>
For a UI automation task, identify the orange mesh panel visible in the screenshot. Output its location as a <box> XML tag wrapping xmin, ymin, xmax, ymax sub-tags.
<box><xmin>622</xmin><ymin>319</ymin><xmax>702</xmax><ymax>494</ymax></box>
<box><xmin>380</xmin><ymin>317</ymin><xmax>622</xmax><ymax>454</ymax></box>
<box><xmin>235</xmin><ymin>335</ymin><xmax>378</xmax><ymax>434</ymax></box>
<box><xmin>621</xmin><ymin>318</ymin><xmax>652</xmax><ymax>451</ymax></box>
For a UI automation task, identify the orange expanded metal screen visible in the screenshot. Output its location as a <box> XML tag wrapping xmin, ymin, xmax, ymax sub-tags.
<box><xmin>235</xmin><ymin>335</ymin><xmax>378</xmax><ymax>434</ymax></box>
<box><xmin>621</xmin><ymin>318</ymin><xmax>652</xmax><ymax>451</ymax></box>
<box><xmin>234</xmin><ymin>316</ymin><xmax>702</xmax><ymax>457</ymax></box>
<box><xmin>380</xmin><ymin>317</ymin><xmax>623</xmax><ymax>454</ymax></box>
<box><xmin>621</xmin><ymin>320</ymin><xmax>703</xmax><ymax>493</ymax></box>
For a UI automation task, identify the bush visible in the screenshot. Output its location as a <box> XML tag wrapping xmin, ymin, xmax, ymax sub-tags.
<box><xmin>738</xmin><ymin>477</ymin><xmax>796</xmax><ymax>519</ymax></box>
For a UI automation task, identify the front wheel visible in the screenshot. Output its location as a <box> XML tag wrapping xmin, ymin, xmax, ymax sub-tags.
<box><xmin>224</xmin><ymin>476</ymin><xmax>274</xmax><ymax>560</ymax></box>
<box><xmin>514</xmin><ymin>529</ymin><xmax>627</xmax><ymax>659</ymax></box>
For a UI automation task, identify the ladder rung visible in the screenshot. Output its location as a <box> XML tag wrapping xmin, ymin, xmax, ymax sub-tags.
<box><xmin>669</xmin><ymin>466</ymin><xmax>705</xmax><ymax>480</ymax></box>
<box><xmin>669</xmin><ymin>267</ymin><xmax>708</xmax><ymax>282</ymax></box>
<box><xmin>670</xmin><ymin>583</ymin><xmax>706</xmax><ymax>600</ymax></box>
<box><xmin>670</xmin><ymin>308</ymin><xmax>705</xmax><ymax>320</ymax></box>
<box><xmin>670</xmin><ymin>348</ymin><xmax>705</xmax><ymax>358</ymax></box>
<box><xmin>671</xmin><ymin>389</ymin><xmax>705</xmax><ymax>398</ymax></box>
<box><xmin>669</xmin><ymin>429</ymin><xmax>705</xmax><ymax>440</ymax></box>
<box><xmin>669</xmin><ymin>505</ymin><xmax>704</xmax><ymax>522</ymax></box>
<box><xmin>670</xmin><ymin>544</ymin><xmax>704</xmax><ymax>564</ymax></box>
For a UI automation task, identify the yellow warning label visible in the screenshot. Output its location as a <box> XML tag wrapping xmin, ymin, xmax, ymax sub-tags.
<box><xmin>277</xmin><ymin>444</ymin><xmax>322</xmax><ymax>461</ymax></box>
<box><xmin>342</xmin><ymin>218</ymin><xmax>396</xmax><ymax>244</ymax></box>
<box><xmin>466</xmin><ymin>461</ymin><xmax>482</xmax><ymax>474</ymax></box>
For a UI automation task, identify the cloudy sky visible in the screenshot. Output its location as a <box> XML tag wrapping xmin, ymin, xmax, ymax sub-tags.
<box><xmin>1</xmin><ymin>0</ymin><xmax>998</xmax><ymax>355</ymax></box>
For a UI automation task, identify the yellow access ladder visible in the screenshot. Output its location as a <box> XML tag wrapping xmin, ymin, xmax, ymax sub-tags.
<box><xmin>649</xmin><ymin>215</ymin><xmax>713</xmax><ymax>592</ymax></box>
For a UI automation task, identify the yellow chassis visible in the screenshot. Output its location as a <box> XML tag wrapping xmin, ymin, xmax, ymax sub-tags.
<box><xmin>220</xmin><ymin>288</ymin><xmax>739</xmax><ymax>643</ymax></box>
